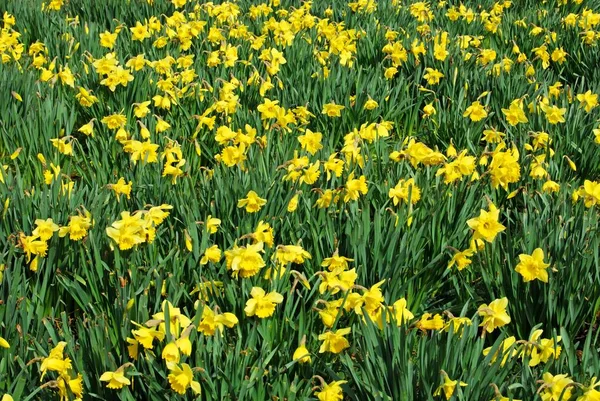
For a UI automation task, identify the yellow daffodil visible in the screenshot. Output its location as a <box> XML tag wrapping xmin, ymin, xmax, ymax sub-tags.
<box><xmin>100</xmin><ymin>365</ymin><xmax>131</xmax><ymax>390</ymax></box>
<box><xmin>237</xmin><ymin>190</ymin><xmax>267</xmax><ymax>213</ymax></box>
<box><xmin>315</xmin><ymin>380</ymin><xmax>347</xmax><ymax>401</ymax></box>
<box><xmin>244</xmin><ymin>287</ymin><xmax>284</xmax><ymax>318</ymax></box>
<box><xmin>466</xmin><ymin>202</ymin><xmax>506</xmax><ymax>243</ymax></box>
<box><xmin>478</xmin><ymin>297</ymin><xmax>511</xmax><ymax>333</ymax></box>
<box><xmin>515</xmin><ymin>248</ymin><xmax>550</xmax><ymax>282</ymax></box>
<box><xmin>318</xmin><ymin>328</ymin><xmax>351</xmax><ymax>354</ymax></box>
<box><xmin>167</xmin><ymin>363</ymin><xmax>201</xmax><ymax>395</ymax></box>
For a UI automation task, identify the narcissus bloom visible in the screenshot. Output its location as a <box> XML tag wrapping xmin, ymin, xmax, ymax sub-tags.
<box><xmin>466</xmin><ymin>202</ymin><xmax>506</xmax><ymax>243</ymax></box>
<box><xmin>424</xmin><ymin>68</ymin><xmax>444</xmax><ymax>85</ymax></box>
<box><xmin>155</xmin><ymin>118</ymin><xmax>171</xmax><ymax>133</ymax></box>
<box><xmin>78</xmin><ymin>120</ymin><xmax>94</xmax><ymax>136</ymax></box>
<box><xmin>99</xmin><ymin>30</ymin><xmax>118</xmax><ymax>49</ymax></box>
<box><xmin>436</xmin><ymin>150</ymin><xmax>476</xmax><ymax>184</ymax></box>
<box><xmin>389</xmin><ymin>178</ymin><xmax>420</xmax><ymax>205</ymax></box>
<box><xmin>573</xmin><ymin>180</ymin><xmax>600</xmax><ymax>208</ymax></box>
<box><xmin>315</xmin><ymin>380</ymin><xmax>346</xmax><ymax>401</ymax></box>
<box><xmin>244</xmin><ymin>287</ymin><xmax>283</xmax><ymax>318</ymax></box>
<box><xmin>287</xmin><ymin>194</ymin><xmax>299</xmax><ymax>212</ymax></box>
<box><xmin>416</xmin><ymin>313</ymin><xmax>444</xmax><ymax>331</ymax></box>
<box><xmin>171</xmin><ymin>0</ymin><xmax>188</xmax><ymax>8</ymax></box>
<box><xmin>542</xmin><ymin>180</ymin><xmax>560</xmax><ymax>194</ymax></box>
<box><xmin>489</xmin><ymin>145</ymin><xmax>521</xmax><ymax>190</ymax></box>
<box><xmin>463</xmin><ymin>100</ymin><xmax>487</xmax><ymax>121</ymax></box>
<box><xmin>108</xmin><ymin>177</ymin><xmax>132</xmax><ymax>201</ymax></box>
<box><xmin>322</xmin><ymin>102</ymin><xmax>345</xmax><ymax>117</ymax></box>
<box><xmin>152</xmin><ymin>300</ymin><xmax>192</xmax><ymax>337</ymax></box>
<box><xmin>391</xmin><ymin>298</ymin><xmax>414</xmax><ymax>325</ymax></box>
<box><xmin>162</xmin><ymin>342</ymin><xmax>180</xmax><ymax>364</ymax></box>
<box><xmin>478</xmin><ymin>297</ymin><xmax>511</xmax><ymax>333</ymax></box>
<box><xmin>123</xmin><ymin>139</ymin><xmax>159</xmax><ymax>164</ymax></box>
<box><xmin>50</xmin><ymin>138</ymin><xmax>73</xmax><ymax>156</ymax></box>
<box><xmin>126</xmin><ymin>338</ymin><xmax>139</xmax><ymax>360</ymax></box>
<box><xmin>131</xmin><ymin>324</ymin><xmax>165</xmax><ymax>349</ymax></box>
<box><xmin>32</xmin><ymin>218</ymin><xmax>59</xmax><ymax>241</ymax></box>
<box><xmin>321</xmin><ymin>252</ymin><xmax>353</xmax><ymax>271</ymax></box>
<box><xmin>238</xmin><ymin>190</ymin><xmax>267</xmax><ymax>213</ymax></box>
<box><xmin>253</xmin><ymin>221</ymin><xmax>274</xmax><ymax>248</ymax></box>
<box><xmin>0</xmin><ymin>336</ymin><xmax>9</xmax><ymax>348</ymax></box>
<box><xmin>318</xmin><ymin>299</ymin><xmax>344</xmax><ymax>328</ymax></box>
<box><xmin>433</xmin><ymin>31</ymin><xmax>449</xmax><ymax>60</ymax></box>
<box><xmin>133</xmin><ymin>101</ymin><xmax>151</xmax><ymax>118</ymax></box>
<box><xmin>106</xmin><ymin>211</ymin><xmax>146</xmax><ymax>250</ymax></box>
<box><xmin>318</xmin><ymin>268</ymin><xmax>357</xmax><ymax>295</ymax></box>
<box><xmin>56</xmin><ymin>373</ymin><xmax>83</xmax><ymax>401</ymax></box>
<box><xmin>357</xmin><ymin>280</ymin><xmax>386</xmax><ymax>315</ymax></box>
<box><xmin>56</xmin><ymin>65</ymin><xmax>75</xmax><ymax>87</ymax></box>
<box><xmin>363</xmin><ymin>97</ymin><xmax>379</xmax><ymax>110</ymax></box>
<box><xmin>482</xmin><ymin>128</ymin><xmax>505</xmax><ymax>143</ymax></box>
<box><xmin>443</xmin><ymin>317</ymin><xmax>472</xmax><ymax>337</ymax></box>
<box><xmin>176</xmin><ymin>335</ymin><xmax>192</xmax><ymax>357</ymax></box>
<box><xmin>577</xmin><ymin>90</ymin><xmax>598</xmax><ymax>113</ymax></box>
<box><xmin>292</xmin><ymin>345</ymin><xmax>311</xmax><ymax>364</ymax></box>
<box><xmin>40</xmin><ymin>342</ymin><xmax>72</xmax><ymax>380</ymax></box>
<box><xmin>224</xmin><ymin>242</ymin><xmax>266</xmax><ymax>278</ymax></box>
<box><xmin>130</xmin><ymin>22</ymin><xmax>150</xmax><ymax>41</ymax></box>
<box><xmin>75</xmin><ymin>87</ymin><xmax>98</xmax><ymax>107</ymax></box>
<box><xmin>19</xmin><ymin>233</ymin><xmax>48</xmax><ymax>264</ymax></box>
<box><xmin>482</xmin><ymin>336</ymin><xmax>517</xmax><ymax>367</ymax></box>
<box><xmin>448</xmin><ymin>249</ymin><xmax>474</xmax><ymax>271</ymax></box>
<box><xmin>384</xmin><ymin>67</ymin><xmax>398</xmax><ymax>79</ymax></box>
<box><xmin>551</xmin><ymin>47</ymin><xmax>567</xmax><ymax>63</ymax></box>
<box><xmin>423</xmin><ymin>102</ymin><xmax>436</xmax><ymax>118</ymax></box>
<box><xmin>197</xmin><ymin>306</ymin><xmax>238</xmax><ymax>336</ymax></box>
<box><xmin>257</xmin><ymin>98</ymin><xmax>280</xmax><ymax>120</ymax></box>
<box><xmin>146</xmin><ymin>204</ymin><xmax>172</xmax><ymax>226</ymax></box>
<box><xmin>540</xmin><ymin>103</ymin><xmax>566</xmax><ymax>124</ymax></box>
<box><xmin>168</xmin><ymin>363</ymin><xmax>201</xmax><ymax>395</ymax></box>
<box><xmin>344</xmin><ymin>173</ymin><xmax>368</xmax><ymax>202</ymax></box>
<box><xmin>501</xmin><ymin>99</ymin><xmax>528</xmax><ymax>126</ymax></box>
<box><xmin>273</xmin><ymin>244</ymin><xmax>311</xmax><ymax>266</ymax></box>
<box><xmin>539</xmin><ymin>373</ymin><xmax>573</xmax><ymax>401</ymax></box>
<box><xmin>319</xmin><ymin>328</ymin><xmax>351</xmax><ymax>354</ymax></box>
<box><xmin>200</xmin><ymin>245</ymin><xmax>222</xmax><ymax>265</ymax></box>
<box><xmin>205</xmin><ymin>215</ymin><xmax>221</xmax><ymax>233</ymax></box>
<box><xmin>434</xmin><ymin>372</ymin><xmax>468</xmax><ymax>400</ymax></box>
<box><xmin>100</xmin><ymin>367</ymin><xmax>131</xmax><ymax>389</ymax></box>
<box><xmin>101</xmin><ymin>113</ymin><xmax>127</xmax><ymax>130</ymax></box>
<box><xmin>515</xmin><ymin>248</ymin><xmax>550</xmax><ymax>282</ymax></box>
<box><xmin>523</xmin><ymin>329</ymin><xmax>562</xmax><ymax>367</ymax></box>
<box><xmin>578</xmin><ymin>377</ymin><xmax>600</xmax><ymax>401</ymax></box>
<box><xmin>298</xmin><ymin>129</ymin><xmax>323</xmax><ymax>155</ymax></box>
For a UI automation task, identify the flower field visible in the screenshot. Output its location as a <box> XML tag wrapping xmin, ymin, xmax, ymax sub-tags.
<box><xmin>1</xmin><ymin>0</ymin><xmax>600</xmax><ymax>399</ymax></box>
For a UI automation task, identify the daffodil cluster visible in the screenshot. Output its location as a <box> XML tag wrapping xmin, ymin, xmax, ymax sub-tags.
<box><xmin>3</xmin><ymin>0</ymin><xmax>600</xmax><ymax>400</ymax></box>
